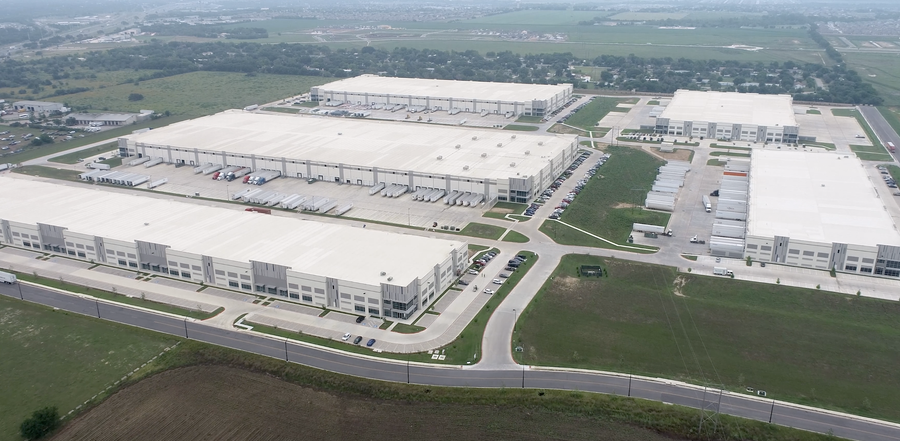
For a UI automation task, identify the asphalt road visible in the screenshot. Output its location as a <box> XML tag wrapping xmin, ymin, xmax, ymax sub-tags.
<box><xmin>2</xmin><ymin>283</ymin><xmax>899</xmax><ymax>441</ymax></box>
<box><xmin>859</xmin><ymin>106</ymin><xmax>900</xmax><ymax>160</ymax></box>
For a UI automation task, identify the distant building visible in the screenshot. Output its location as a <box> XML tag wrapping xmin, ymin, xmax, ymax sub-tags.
<box><xmin>13</xmin><ymin>101</ymin><xmax>68</xmax><ymax>114</ymax></box>
<box><xmin>310</xmin><ymin>75</ymin><xmax>573</xmax><ymax>117</ymax></box>
<box><xmin>655</xmin><ymin>90</ymin><xmax>798</xmax><ymax>143</ymax></box>
<box><xmin>69</xmin><ymin>110</ymin><xmax>153</xmax><ymax>126</ymax></box>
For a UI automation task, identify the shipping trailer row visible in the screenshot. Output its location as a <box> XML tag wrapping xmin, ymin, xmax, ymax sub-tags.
<box><xmin>147</xmin><ymin>178</ymin><xmax>168</xmax><ymax>189</ymax></box>
<box><xmin>144</xmin><ymin>157</ymin><xmax>164</xmax><ymax>168</ymax></box>
<box><xmin>128</xmin><ymin>156</ymin><xmax>151</xmax><ymax>167</ymax></box>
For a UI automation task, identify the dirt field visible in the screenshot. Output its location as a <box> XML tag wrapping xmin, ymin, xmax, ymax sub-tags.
<box><xmin>53</xmin><ymin>366</ymin><xmax>681</xmax><ymax>441</ymax></box>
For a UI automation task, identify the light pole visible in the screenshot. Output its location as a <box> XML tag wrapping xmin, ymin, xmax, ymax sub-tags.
<box><xmin>513</xmin><ymin>308</ymin><xmax>517</xmax><ymax>332</ymax></box>
<box><xmin>183</xmin><ymin>318</ymin><xmax>189</xmax><ymax>339</ymax></box>
<box><xmin>17</xmin><ymin>281</ymin><xmax>23</xmax><ymax>300</ymax></box>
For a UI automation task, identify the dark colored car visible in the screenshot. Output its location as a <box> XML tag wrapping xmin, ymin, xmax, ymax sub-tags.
<box><xmin>353</xmin><ymin>336</ymin><xmax>363</xmax><ymax>344</ymax></box>
<box><xmin>366</xmin><ymin>338</ymin><xmax>376</xmax><ymax>347</ymax></box>
<box><xmin>355</xmin><ymin>316</ymin><xmax>365</xmax><ymax>323</ymax></box>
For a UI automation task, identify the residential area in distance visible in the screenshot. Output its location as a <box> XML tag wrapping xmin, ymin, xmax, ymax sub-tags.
<box><xmin>2</xmin><ymin>1</ymin><xmax>900</xmax><ymax>441</ymax></box>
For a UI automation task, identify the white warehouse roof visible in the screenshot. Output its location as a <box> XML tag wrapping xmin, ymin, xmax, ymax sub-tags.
<box><xmin>0</xmin><ymin>178</ymin><xmax>465</xmax><ymax>287</ymax></box>
<box><xmin>660</xmin><ymin>90</ymin><xmax>797</xmax><ymax>128</ymax></box>
<box><xmin>747</xmin><ymin>150</ymin><xmax>900</xmax><ymax>246</ymax></box>
<box><xmin>123</xmin><ymin>110</ymin><xmax>575</xmax><ymax>180</ymax></box>
<box><xmin>314</xmin><ymin>75</ymin><xmax>571</xmax><ymax>102</ymax></box>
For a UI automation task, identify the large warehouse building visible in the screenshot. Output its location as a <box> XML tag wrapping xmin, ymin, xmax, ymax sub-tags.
<box><xmin>118</xmin><ymin>110</ymin><xmax>579</xmax><ymax>203</ymax></box>
<box><xmin>0</xmin><ymin>178</ymin><xmax>468</xmax><ymax>319</ymax></box>
<box><xmin>655</xmin><ymin>90</ymin><xmax>799</xmax><ymax>144</ymax></box>
<box><xmin>309</xmin><ymin>75</ymin><xmax>573</xmax><ymax>117</ymax></box>
<box><xmin>742</xmin><ymin>150</ymin><xmax>900</xmax><ymax>278</ymax></box>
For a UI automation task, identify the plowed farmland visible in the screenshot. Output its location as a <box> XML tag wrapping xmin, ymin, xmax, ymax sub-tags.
<box><xmin>52</xmin><ymin>366</ymin><xmax>679</xmax><ymax>441</ymax></box>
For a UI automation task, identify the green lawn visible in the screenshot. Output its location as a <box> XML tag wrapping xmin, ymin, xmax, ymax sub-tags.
<box><xmin>482</xmin><ymin>201</ymin><xmax>528</xmax><ymax>221</ymax></box>
<box><xmin>706</xmin><ymin>158</ymin><xmax>724</xmax><ymax>166</ymax></box>
<box><xmin>551</xmin><ymin>145</ymin><xmax>671</xmax><ymax>245</ymax></box>
<box><xmin>457</xmin><ymin>222</ymin><xmax>506</xmax><ymax>240</ymax></box>
<box><xmin>709</xmin><ymin>144</ymin><xmax>752</xmax><ymax>151</ymax></box>
<box><xmin>49</xmin><ymin>142</ymin><xmax>118</xmax><ymax>164</ymax></box>
<box><xmin>885</xmin><ymin>165</ymin><xmax>900</xmax><ymax>183</ymax></box>
<box><xmin>646</xmin><ymin>100</ymin><xmax>660</xmax><ymax>106</ymax></box>
<box><xmin>45</xmin><ymin>72</ymin><xmax>332</xmax><ymax>119</ymax></box>
<box><xmin>12</xmin><ymin>165</ymin><xmax>82</xmax><ymax>181</ymax></box>
<box><xmin>806</xmin><ymin>109</ymin><xmax>821</xmax><ymax>115</ymax></box>
<box><xmin>565</xmin><ymin>97</ymin><xmax>631</xmax><ymax>131</ymax></box>
<box><xmin>501</xmin><ymin>230</ymin><xmax>529</xmax><ymax>243</ymax></box>
<box><xmin>502</xmin><ymin>124</ymin><xmax>539</xmax><ymax>131</ymax></box>
<box><xmin>392</xmin><ymin>323</ymin><xmax>426</xmax><ymax>334</ymax></box>
<box><xmin>709</xmin><ymin>151</ymin><xmax>751</xmax><ymax>158</ymax></box>
<box><xmin>0</xmin><ymin>295</ymin><xmax>178</xmax><ymax>441</ymax></box>
<box><xmin>515</xmin><ymin>115</ymin><xmax>543</xmax><ymax>123</ymax></box>
<box><xmin>850</xmin><ymin>144</ymin><xmax>893</xmax><ymax>161</ymax></box>
<box><xmin>538</xmin><ymin>221</ymin><xmax>657</xmax><ymax>254</ymax></box>
<box><xmin>517</xmin><ymin>255</ymin><xmax>900</xmax><ymax>422</ymax></box>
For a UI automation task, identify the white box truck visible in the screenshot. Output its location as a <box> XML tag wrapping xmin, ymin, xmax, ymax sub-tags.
<box><xmin>713</xmin><ymin>267</ymin><xmax>734</xmax><ymax>277</ymax></box>
<box><xmin>702</xmin><ymin>195</ymin><xmax>712</xmax><ymax>213</ymax></box>
<box><xmin>0</xmin><ymin>270</ymin><xmax>17</xmax><ymax>284</ymax></box>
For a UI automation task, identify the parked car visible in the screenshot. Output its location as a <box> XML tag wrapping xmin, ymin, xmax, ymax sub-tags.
<box><xmin>499</xmin><ymin>273</ymin><xmax>509</xmax><ymax>278</ymax></box>
<box><xmin>504</xmin><ymin>266</ymin><xmax>517</xmax><ymax>271</ymax></box>
<box><xmin>492</xmin><ymin>278</ymin><xmax>503</xmax><ymax>285</ymax></box>
<box><xmin>458</xmin><ymin>280</ymin><xmax>469</xmax><ymax>286</ymax></box>
<box><xmin>342</xmin><ymin>333</ymin><xmax>351</xmax><ymax>341</ymax></box>
<box><xmin>366</xmin><ymin>338</ymin><xmax>376</xmax><ymax>347</ymax></box>
<box><xmin>468</xmin><ymin>269</ymin><xmax>479</xmax><ymax>275</ymax></box>
<box><xmin>483</xmin><ymin>288</ymin><xmax>495</xmax><ymax>295</ymax></box>
<box><xmin>353</xmin><ymin>336</ymin><xmax>363</xmax><ymax>345</ymax></box>
<box><xmin>355</xmin><ymin>316</ymin><xmax>365</xmax><ymax>323</ymax></box>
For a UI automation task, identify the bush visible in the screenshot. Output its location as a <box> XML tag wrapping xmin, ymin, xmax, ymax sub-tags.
<box><xmin>20</xmin><ymin>406</ymin><xmax>60</xmax><ymax>439</ymax></box>
<box><xmin>128</xmin><ymin>93</ymin><xmax>144</xmax><ymax>101</ymax></box>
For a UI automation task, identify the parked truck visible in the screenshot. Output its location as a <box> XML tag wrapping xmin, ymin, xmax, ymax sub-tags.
<box><xmin>225</xmin><ymin>167</ymin><xmax>251</xmax><ymax>182</ymax></box>
<box><xmin>0</xmin><ymin>270</ymin><xmax>16</xmax><ymax>284</ymax></box>
<box><xmin>702</xmin><ymin>195</ymin><xmax>712</xmax><ymax>213</ymax></box>
<box><xmin>88</xmin><ymin>163</ymin><xmax>110</xmax><ymax>170</ymax></box>
<box><xmin>713</xmin><ymin>267</ymin><xmax>734</xmax><ymax>277</ymax></box>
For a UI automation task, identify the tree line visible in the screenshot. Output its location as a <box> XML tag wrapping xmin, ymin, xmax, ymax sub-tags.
<box><xmin>0</xmin><ymin>40</ymin><xmax>882</xmax><ymax>105</ymax></box>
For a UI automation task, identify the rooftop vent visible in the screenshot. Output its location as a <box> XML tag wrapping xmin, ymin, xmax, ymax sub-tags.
<box><xmin>538</xmin><ymin>141</ymin><xmax>544</xmax><ymax>146</ymax></box>
<box><xmin>481</xmin><ymin>153</ymin><xmax>488</xmax><ymax>158</ymax></box>
<box><xmin>455</xmin><ymin>144</ymin><xmax>461</xmax><ymax>149</ymax></box>
<box><xmin>437</xmin><ymin>155</ymin><xmax>443</xmax><ymax>160</ymax></box>
<box><xmin>497</xmin><ymin>143</ymin><xmax>503</xmax><ymax>147</ymax></box>
<box><xmin>337</xmin><ymin>132</ymin><xmax>342</xmax><ymax>135</ymax></box>
<box><xmin>525</xmin><ymin>150</ymin><xmax>530</xmax><ymax>155</ymax></box>
<box><xmin>510</xmin><ymin>162</ymin><xmax>516</xmax><ymax>167</ymax></box>
<box><xmin>380</xmin><ymin>271</ymin><xmax>386</xmax><ymax>276</ymax></box>
<box><xmin>511</xmin><ymin>135</ymin><xmax>516</xmax><ymax>139</ymax></box>
<box><xmin>387</xmin><ymin>276</ymin><xmax>393</xmax><ymax>281</ymax></box>
<box><xmin>472</xmin><ymin>136</ymin><xmax>478</xmax><ymax>140</ymax></box>
<box><xmin>463</xmin><ymin>165</ymin><xmax>470</xmax><ymax>170</ymax></box>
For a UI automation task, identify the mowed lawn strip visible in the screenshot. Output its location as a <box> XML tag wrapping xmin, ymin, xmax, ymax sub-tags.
<box><xmin>552</xmin><ymin>145</ymin><xmax>670</xmax><ymax>244</ymax></box>
<box><xmin>0</xmin><ymin>295</ymin><xmax>178</xmax><ymax>440</ymax></box>
<box><xmin>516</xmin><ymin>255</ymin><xmax>900</xmax><ymax>422</ymax></box>
<box><xmin>564</xmin><ymin>97</ymin><xmax>632</xmax><ymax>131</ymax></box>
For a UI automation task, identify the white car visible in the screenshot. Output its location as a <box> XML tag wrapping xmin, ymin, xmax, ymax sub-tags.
<box><xmin>492</xmin><ymin>279</ymin><xmax>503</xmax><ymax>285</ymax></box>
<box><xmin>483</xmin><ymin>288</ymin><xmax>495</xmax><ymax>295</ymax></box>
<box><xmin>342</xmin><ymin>332</ymin><xmax>351</xmax><ymax>341</ymax></box>
<box><xmin>467</xmin><ymin>269</ymin><xmax>479</xmax><ymax>275</ymax></box>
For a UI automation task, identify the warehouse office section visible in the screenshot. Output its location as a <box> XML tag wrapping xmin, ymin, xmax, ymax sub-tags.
<box><xmin>655</xmin><ymin>90</ymin><xmax>799</xmax><ymax>144</ymax></box>
<box><xmin>118</xmin><ymin>110</ymin><xmax>579</xmax><ymax>203</ymax></box>
<box><xmin>0</xmin><ymin>178</ymin><xmax>468</xmax><ymax>319</ymax></box>
<box><xmin>742</xmin><ymin>150</ymin><xmax>900</xmax><ymax>278</ymax></box>
<box><xmin>310</xmin><ymin>75</ymin><xmax>573</xmax><ymax>117</ymax></box>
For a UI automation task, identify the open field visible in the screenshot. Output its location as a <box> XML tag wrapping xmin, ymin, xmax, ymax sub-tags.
<box><xmin>516</xmin><ymin>255</ymin><xmax>900</xmax><ymax>422</ymax></box>
<box><xmin>457</xmin><ymin>222</ymin><xmax>507</xmax><ymax>240</ymax></box>
<box><xmin>565</xmin><ymin>97</ymin><xmax>632</xmax><ymax>131</ymax></box>
<box><xmin>483</xmin><ymin>201</ymin><xmax>528</xmax><ymax>221</ymax></box>
<box><xmin>502</xmin><ymin>230</ymin><xmax>530</xmax><ymax>243</ymax></box>
<box><xmin>0</xmin><ymin>69</ymin><xmax>161</xmax><ymax>102</ymax></box>
<box><xmin>551</xmin><ymin>145</ymin><xmax>670</xmax><ymax>244</ymax></box>
<box><xmin>49</xmin><ymin>142</ymin><xmax>118</xmax><ymax>164</ymax></box>
<box><xmin>43</xmin><ymin>72</ymin><xmax>331</xmax><ymax>119</ymax></box>
<box><xmin>850</xmin><ymin>144</ymin><xmax>893</xmax><ymax>161</ymax></box>
<box><xmin>0</xmin><ymin>295</ymin><xmax>178</xmax><ymax>441</ymax></box>
<box><xmin>843</xmin><ymin>52</ymin><xmax>900</xmax><ymax>107</ymax></box>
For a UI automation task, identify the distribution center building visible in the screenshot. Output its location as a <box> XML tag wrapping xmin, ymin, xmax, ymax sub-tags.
<box><xmin>0</xmin><ymin>178</ymin><xmax>468</xmax><ymax>319</ymax></box>
<box><xmin>309</xmin><ymin>75</ymin><xmax>573</xmax><ymax>117</ymax></box>
<box><xmin>118</xmin><ymin>110</ymin><xmax>579</xmax><ymax>203</ymax></box>
<box><xmin>743</xmin><ymin>150</ymin><xmax>900</xmax><ymax>278</ymax></box>
<box><xmin>655</xmin><ymin>90</ymin><xmax>799</xmax><ymax>144</ymax></box>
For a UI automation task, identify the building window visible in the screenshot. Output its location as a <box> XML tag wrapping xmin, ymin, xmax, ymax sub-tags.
<box><xmin>67</xmin><ymin>250</ymin><xmax>76</xmax><ymax>256</ymax></box>
<box><xmin>240</xmin><ymin>274</ymin><xmax>251</xmax><ymax>280</ymax></box>
<box><xmin>860</xmin><ymin>267</ymin><xmax>872</xmax><ymax>273</ymax></box>
<box><xmin>169</xmin><ymin>269</ymin><xmax>179</xmax><ymax>275</ymax></box>
<box><xmin>141</xmin><ymin>263</ymin><xmax>150</xmax><ymax>270</ymax></box>
<box><xmin>354</xmin><ymin>305</ymin><xmax>366</xmax><ymax>312</ymax></box>
<box><xmin>341</xmin><ymin>293</ymin><xmax>351</xmax><ymax>300</ymax></box>
<box><xmin>181</xmin><ymin>272</ymin><xmax>191</xmax><ymax>279</ymax></box>
<box><xmin>228</xmin><ymin>281</ymin><xmax>239</xmax><ymax>288</ymax></box>
<box><xmin>885</xmin><ymin>269</ymin><xmax>900</xmax><ymax>277</ymax></box>
<box><xmin>846</xmin><ymin>256</ymin><xmax>859</xmax><ymax>262</ymax></box>
<box><xmin>227</xmin><ymin>272</ymin><xmax>238</xmax><ymax>278</ymax></box>
<box><xmin>278</xmin><ymin>289</ymin><xmax>288</xmax><ymax>297</ymax></box>
<box><xmin>788</xmin><ymin>249</ymin><xmax>799</xmax><ymax>255</ymax></box>
<box><xmin>802</xmin><ymin>251</ymin><xmax>814</xmax><ymax>257</ymax></box>
<box><xmin>844</xmin><ymin>265</ymin><xmax>857</xmax><ymax>272</ymax></box>
<box><xmin>302</xmin><ymin>295</ymin><xmax>313</xmax><ymax>302</ymax></box>
<box><xmin>289</xmin><ymin>292</ymin><xmax>299</xmax><ymax>299</ymax></box>
<box><xmin>119</xmin><ymin>259</ymin><xmax>127</xmax><ymax>266</ymax></box>
<box><xmin>314</xmin><ymin>288</ymin><xmax>325</xmax><ymax>294</ymax></box>
<box><xmin>302</xmin><ymin>286</ymin><xmax>311</xmax><ymax>292</ymax></box>
<box><xmin>760</xmin><ymin>246</ymin><xmax>772</xmax><ymax>251</ymax></box>
<box><xmin>77</xmin><ymin>252</ymin><xmax>86</xmax><ymax>258</ymax></box>
<box><xmin>255</xmin><ymin>285</ymin><xmax>265</xmax><ymax>292</ymax></box>
<box><xmin>746</xmin><ymin>244</ymin><xmax>758</xmax><ymax>249</ymax></box>
<box><xmin>368</xmin><ymin>307</ymin><xmax>379</xmax><ymax>315</ymax></box>
<box><xmin>817</xmin><ymin>252</ymin><xmax>829</xmax><ymax>258</ymax></box>
<box><xmin>241</xmin><ymin>283</ymin><xmax>251</xmax><ymax>290</ymax></box>
<box><xmin>267</xmin><ymin>287</ymin><xmax>277</xmax><ymax>295</ymax></box>
<box><xmin>215</xmin><ymin>270</ymin><xmax>225</xmax><ymax>276</ymax></box>
<box><xmin>129</xmin><ymin>262</ymin><xmax>138</xmax><ymax>268</ymax></box>
<box><xmin>289</xmin><ymin>283</ymin><xmax>299</xmax><ymax>289</ymax></box>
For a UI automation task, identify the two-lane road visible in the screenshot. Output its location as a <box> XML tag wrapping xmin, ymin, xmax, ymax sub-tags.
<box><xmin>858</xmin><ymin>106</ymin><xmax>900</xmax><ymax>160</ymax></box>
<box><xmin>2</xmin><ymin>283</ymin><xmax>899</xmax><ymax>441</ymax></box>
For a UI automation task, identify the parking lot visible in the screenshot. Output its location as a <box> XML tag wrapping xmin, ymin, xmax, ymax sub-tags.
<box><xmin>129</xmin><ymin>163</ymin><xmax>488</xmax><ymax>229</ymax></box>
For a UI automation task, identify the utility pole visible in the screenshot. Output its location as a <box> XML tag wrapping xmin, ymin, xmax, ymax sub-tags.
<box><xmin>628</xmin><ymin>374</ymin><xmax>632</xmax><ymax>397</ymax></box>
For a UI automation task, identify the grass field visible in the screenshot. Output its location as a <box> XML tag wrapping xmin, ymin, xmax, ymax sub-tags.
<box><xmin>851</xmin><ymin>145</ymin><xmax>893</xmax><ymax>161</ymax></box>
<box><xmin>503</xmin><ymin>124</ymin><xmax>539</xmax><ymax>131</ymax></box>
<box><xmin>501</xmin><ymin>230</ymin><xmax>529</xmax><ymax>243</ymax></box>
<box><xmin>564</xmin><ymin>97</ymin><xmax>632</xmax><ymax>131</ymax></box>
<box><xmin>0</xmin><ymin>295</ymin><xmax>178</xmax><ymax>441</ymax></box>
<box><xmin>550</xmin><ymin>145</ymin><xmax>670</xmax><ymax>244</ymax></box>
<box><xmin>482</xmin><ymin>201</ymin><xmax>528</xmax><ymax>221</ymax></box>
<box><xmin>707</xmin><ymin>158</ymin><xmax>724</xmax><ymax>166</ymax></box>
<box><xmin>806</xmin><ymin>109</ymin><xmax>821</xmax><ymax>115</ymax></box>
<box><xmin>457</xmin><ymin>222</ymin><xmax>507</xmax><ymax>240</ymax></box>
<box><xmin>516</xmin><ymin>255</ymin><xmax>900</xmax><ymax>422</ymax></box>
<box><xmin>44</xmin><ymin>72</ymin><xmax>332</xmax><ymax>119</ymax></box>
<box><xmin>49</xmin><ymin>142</ymin><xmax>118</xmax><ymax>164</ymax></box>
<box><xmin>843</xmin><ymin>52</ymin><xmax>900</xmax><ymax>107</ymax></box>
<box><xmin>12</xmin><ymin>165</ymin><xmax>82</xmax><ymax>181</ymax></box>
<box><xmin>538</xmin><ymin>221</ymin><xmax>657</xmax><ymax>254</ymax></box>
